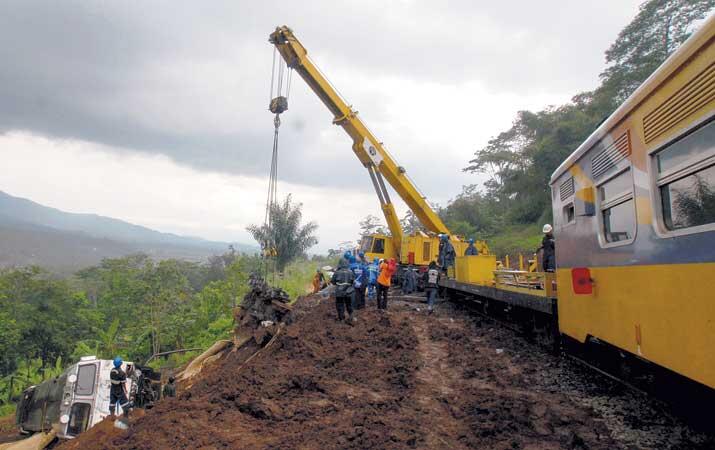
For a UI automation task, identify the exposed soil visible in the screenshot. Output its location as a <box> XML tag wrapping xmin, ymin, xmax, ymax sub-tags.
<box><xmin>58</xmin><ymin>291</ymin><xmax>714</xmax><ymax>450</ymax></box>
<box><xmin>0</xmin><ymin>415</ymin><xmax>19</xmax><ymax>444</ymax></box>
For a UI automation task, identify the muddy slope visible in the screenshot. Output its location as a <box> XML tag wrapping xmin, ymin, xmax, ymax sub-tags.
<box><xmin>61</xmin><ymin>292</ymin><xmax>711</xmax><ymax>449</ymax></box>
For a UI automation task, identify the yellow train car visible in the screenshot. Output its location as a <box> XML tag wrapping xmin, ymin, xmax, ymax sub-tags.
<box><xmin>549</xmin><ymin>14</ymin><xmax>715</xmax><ymax>390</ymax></box>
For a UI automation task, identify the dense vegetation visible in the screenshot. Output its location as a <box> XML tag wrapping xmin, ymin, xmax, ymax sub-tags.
<box><xmin>0</xmin><ymin>251</ymin><xmax>323</xmax><ymax>416</ymax></box>
<box><xmin>438</xmin><ymin>0</ymin><xmax>715</xmax><ymax>255</ymax></box>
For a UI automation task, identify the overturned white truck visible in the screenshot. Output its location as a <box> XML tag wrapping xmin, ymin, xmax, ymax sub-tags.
<box><xmin>15</xmin><ymin>356</ymin><xmax>160</xmax><ymax>440</ymax></box>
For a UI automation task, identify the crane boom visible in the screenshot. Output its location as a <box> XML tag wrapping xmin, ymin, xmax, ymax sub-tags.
<box><xmin>269</xmin><ymin>26</ymin><xmax>450</xmax><ymax>256</ymax></box>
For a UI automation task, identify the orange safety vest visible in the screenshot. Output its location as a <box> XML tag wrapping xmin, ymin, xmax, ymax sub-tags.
<box><xmin>377</xmin><ymin>261</ymin><xmax>396</xmax><ymax>287</ymax></box>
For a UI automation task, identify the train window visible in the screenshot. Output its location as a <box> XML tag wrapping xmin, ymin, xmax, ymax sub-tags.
<box><xmin>599</xmin><ymin>170</ymin><xmax>632</xmax><ymax>200</ymax></box>
<box><xmin>656</xmin><ymin>120</ymin><xmax>715</xmax><ymax>174</ymax></box>
<box><xmin>603</xmin><ymin>200</ymin><xmax>636</xmax><ymax>242</ymax></box>
<box><xmin>660</xmin><ymin>163</ymin><xmax>715</xmax><ymax>230</ymax></box>
<box><xmin>75</xmin><ymin>364</ymin><xmax>96</xmax><ymax>396</ymax></box>
<box><xmin>655</xmin><ymin>120</ymin><xmax>715</xmax><ymax>232</ymax></box>
<box><xmin>598</xmin><ymin>169</ymin><xmax>636</xmax><ymax>244</ymax></box>
<box><xmin>66</xmin><ymin>403</ymin><xmax>91</xmax><ymax>436</ymax></box>
<box><xmin>563</xmin><ymin>203</ymin><xmax>575</xmax><ymax>224</ymax></box>
<box><xmin>372</xmin><ymin>238</ymin><xmax>385</xmax><ymax>254</ymax></box>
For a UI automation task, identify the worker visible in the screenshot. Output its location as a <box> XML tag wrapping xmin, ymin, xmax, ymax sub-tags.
<box><xmin>537</xmin><ymin>224</ymin><xmax>556</xmax><ymax>272</ymax></box>
<box><xmin>312</xmin><ymin>268</ymin><xmax>326</xmax><ymax>294</ymax></box>
<box><xmin>401</xmin><ymin>265</ymin><xmax>417</xmax><ymax>295</ymax></box>
<box><xmin>341</xmin><ymin>250</ymin><xmax>352</xmax><ymax>267</ymax></box>
<box><xmin>376</xmin><ymin>258</ymin><xmax>397</xmax><ymax>310</ymax></box>
<box><xmin>331</xmin><ymin>258</ymin><xmax>356</xmax><ymax>323</ymax></box>
<box><xmin>353</xmin><ymin>256</ymin><xmax>368</xmax><ymax>309</ymax></box>
<box><xmin>109</xmin><ymin>356</ymin><xmax>132</xmax><ymax>418</ymax></box>
<box><xmin>162</xmin><ymin>376</ymin><xmax>176</xmax><ymax>398</ymax></box>
<box><xmin>438</xmin><ymin>234</ymin><xmax>456</xmax><ymax>274</ymax></box>
<box><xmin>424</xmin><ymin>261</ymin><xmax>440</xmax><ymax>314</ymax></box>
<box><xmin>358</xmin><ymin>251</ymin><xmax>367</xmax><ymax>264</ymax></box>
<box><xmin>437</xmin><ymin>234</ymin><xmax>445</xmax><ymax>260</ymax></box>
<box><xmin>367</xmin><ymin>257</ymin><xmax>379</xmax><ymax>302</ymax></box>
<box><xmin>465</xmin><ymin>238</ymin><xmax>478</xmax><ymax>256</ymax></box>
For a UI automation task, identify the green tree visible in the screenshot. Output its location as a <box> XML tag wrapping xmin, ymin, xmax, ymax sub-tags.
<box><xmin>358</xmin><ymin>214</ymin><xmax>388</xmax><ymax>238</ymax></box>
<box><xmin>462</xmin><ymin>0</ymin><xmax>714</xmax><ymax>229</ymax></box>
<box><xmin>599</xmin><ymin>0</ymin><xmax>715</xmax><ymax>103</ymax></box>
<box><xmin>399</xmin><ymin>210</ymin><xmax>424</xmax><ymax>235</ymax></box>
<box><xmin>247</xmin><ymin>195</ymin><xmax>318</xmax><ymax>271</ymax></box>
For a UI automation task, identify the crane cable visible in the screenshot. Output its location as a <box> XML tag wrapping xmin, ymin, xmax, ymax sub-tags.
<box><xmin>263</xmin><ymin>49</ymin><xmax>292</xmax><ymax>280</ymax></box>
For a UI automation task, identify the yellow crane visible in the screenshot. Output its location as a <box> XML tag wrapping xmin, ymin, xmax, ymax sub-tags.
<box><xmin>269</xmin><ymin>26</ymin><xmax>487</xmax><ymax>265</ymax></box>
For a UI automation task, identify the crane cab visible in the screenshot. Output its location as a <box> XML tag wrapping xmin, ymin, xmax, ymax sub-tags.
<box><xmin>359</xmin><ymin>233</ymin><xmax>395</xmax><ymax>262</ymax></box>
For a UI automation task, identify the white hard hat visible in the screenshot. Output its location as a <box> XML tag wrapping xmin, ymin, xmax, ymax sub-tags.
<box><xmin>542</xmin><ymin>224</ymin><xmax>553</xmax><ymax>233</ymax></box>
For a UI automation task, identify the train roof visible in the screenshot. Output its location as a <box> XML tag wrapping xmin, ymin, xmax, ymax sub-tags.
<box><xmin>550</xmin><ymin>12</ymin><xmax>715</xmax><ymax>184</ymax></box>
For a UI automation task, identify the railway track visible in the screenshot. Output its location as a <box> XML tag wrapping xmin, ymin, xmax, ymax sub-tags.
<box><xmin>445</xmin><ymin>291</ymin><xmax>715</xmax><ymax>433</ymax></box>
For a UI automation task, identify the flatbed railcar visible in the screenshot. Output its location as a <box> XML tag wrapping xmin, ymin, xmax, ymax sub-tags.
<box><xmin>442</xmin><ymin>13</ymin><xmax>715</xmax><ymax>395</ymax></box>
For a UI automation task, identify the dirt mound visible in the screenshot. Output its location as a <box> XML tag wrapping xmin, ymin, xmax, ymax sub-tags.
<box><xmin>61</xmin><ymin>295</ymin><xmax>422</xmax><ymax>449</ymax></box>
<box><xmin>60</xmin><ymin>291</ymin><xmax>705</xmax><ymax>449</ymax></box>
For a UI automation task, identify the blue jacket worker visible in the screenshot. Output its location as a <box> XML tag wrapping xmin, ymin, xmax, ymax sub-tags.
<box><xmin>367</xmin><ymin>258</ymin><xmax>379</xmax><ymax>301</ymax></box>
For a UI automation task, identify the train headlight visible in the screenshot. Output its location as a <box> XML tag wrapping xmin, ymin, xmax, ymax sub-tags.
<box><xmin>68</xmin><ymin>374</ymin><xmax>77</xmax><ymax>383</ymax></box>
<box><xmin>60</xmin><ymin>414</ymin><xmax>70</xmax><ymax>424</ymax></box>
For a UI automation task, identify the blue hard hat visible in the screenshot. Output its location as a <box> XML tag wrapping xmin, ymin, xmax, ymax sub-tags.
<box><xmin>113</xmin><ymin>356</ymin><xmax>123</xmax><ymax>368</ymax></box>
<box><xmin>343</xmin><ymin>251</ymin><xmax>351</xmax><ymax>259</ymax></box>
<box><xmin>440</xmin><ymin>234</ymin><xmax>448</xmax><ymax>241</ymax></box>
<box><xmin>469</xmin><ymin>238</ymin><xmax>474</xmax><ymax>244</ymax></box>
<box><xmin>358</xmin><ymin>251</ymin><xmax>365</xmax><ymax>257</ymax></box>
<box><xmin>373</xmin><ymin>257</ymin><xmax>379</xmax><ymax>264</ymax></box>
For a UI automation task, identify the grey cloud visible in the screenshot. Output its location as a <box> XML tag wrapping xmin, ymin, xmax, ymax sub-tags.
<box><xmin>0</xmin><ymin>0</ymin><xmax>641</xmax><ymax>197</ymax></box>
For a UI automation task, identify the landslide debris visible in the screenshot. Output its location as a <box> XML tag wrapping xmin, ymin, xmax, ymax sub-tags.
<box><xmin>59</xmin><ymin>289</ymin><xmax>711</xmax><ymax>449</ymax></box>
<box><xmin>60</xmin><ymin>293</ymin><xmax>422</xmax><ymax>450</ymax></box>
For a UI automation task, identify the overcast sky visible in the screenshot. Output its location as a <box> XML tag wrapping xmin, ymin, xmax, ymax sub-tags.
<box><xmin>0</xmin><ymin>0</ymin><xmax>643</xmax><ymax>252</ymax></box>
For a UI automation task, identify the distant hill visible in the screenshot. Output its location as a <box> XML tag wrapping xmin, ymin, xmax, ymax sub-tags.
<box><xmin>0</xmin><ymin>190</ymin><xmax>257</xmax><ymax>271</ymax></box>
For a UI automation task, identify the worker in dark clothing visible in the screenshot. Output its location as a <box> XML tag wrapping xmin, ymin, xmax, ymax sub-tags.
<box><xmin>537</xmin><ymin>224</ymin><xmax>556</xmax><ymax>272</ymax></box>
<box><xmin>438</xmin><ymin>234</ymin><xmax>456</xmax><ymax>274</ymax></box>
<box><xmin>162</xmin><ymin>376</ymin><xmax>176</xmax><ymax>398</ymax></box>
<box><xmin>423</xmin><ymin>261</ymin><xmax>440</xmax><ymax>314</ymax></box>
<box><xmin>465</xmin><ymin>238</ymin><xmax>478</xmax><ymax>256</ymax></box>
<box><xmin>353</xmin><ymin>257</ymin><xmax>368</xmax><ymax>309</ymax></box>
<box><xmin>331</xmin><ymin>259</ymin><xmax>356</xmax><ymax>323</ymax></box>
<box><xmin>109</xmin><ymin>357</ymin><xmax>132</xmax><ymax>417</ymax></box>
<box><xmin>401</xmin><ymin>265</ymin><xmax>417</xmax><ymax>294</ymax></box>
<box><xmin>437</xmin><ymin>234</ymin><xmax>445</xmax><ymax>260</ymax></box>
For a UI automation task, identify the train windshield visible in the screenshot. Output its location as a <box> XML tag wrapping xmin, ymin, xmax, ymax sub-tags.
<box><xmin>66</xmin><ymin>403</ymin><xmax>91</xmax><ymax>436</ymax></box>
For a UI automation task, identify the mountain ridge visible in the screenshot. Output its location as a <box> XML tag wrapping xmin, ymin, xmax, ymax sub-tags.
<box><xmin>0</xmin><ymin>190</ymin><xmax>257</xmax><ymax>270</ymax></box>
